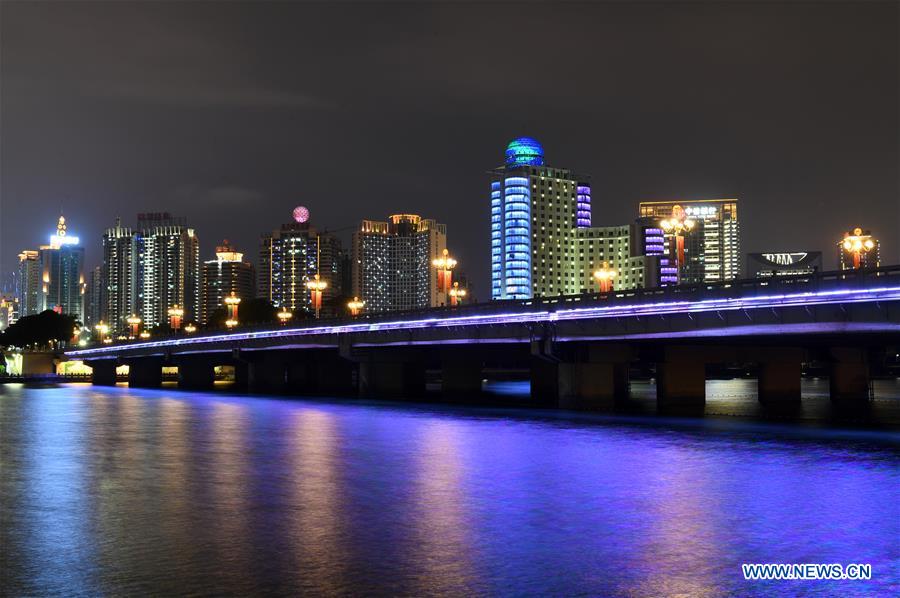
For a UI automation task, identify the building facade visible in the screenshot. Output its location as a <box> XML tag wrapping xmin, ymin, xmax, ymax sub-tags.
<box><xmin>84</xmin><ymin>265</ymin><xmax>105</xmax><ymax>328</ymax></box>
<box><xmin>102</xmin><ymin>219</ymin><xmax>140</xmax><ymax>335</ymax></box>
<box><xmin>352</xmin><ymin>214</ymin><xmax>447</xmax><ymax>313</ymax></box>
<box><xmin>633</xmin><ymin>216</ymin><xmax>704</xmax><ymax>286</ymax></box>
<box><xmin>137</xmin><ymin>213</ymin><xmax>200</xmax><ymax>328</ymax></box>
<box><xmin>38</xmin><ymin>216</ymin><xmax>85</xmax><ymax>322</ymax></box>
<box><xmin>490</xmin><ymin>137</ymin><xmax>591</xmax><ymax>299</ymax></box>
<box><xmin>17</xmin><ymin>250</ymin><xmax>42</xmax><ymax>318</ymax></box>
<box><xmin>259</xmin><ymin>211</ymin><xmax>343</xmax><ymax>317</ymax></box>
<box><xmin>574</xmin><ymin>225</ymin><xmax>656</xmax><ymax>293</ymax></box>
<box><xmin>746</xmin><ymin>252</ymin><xmax>823</xmax><ymax>278</ymax></box>
<box><xmin>638</xmin><ymin>199</ymin><xmax>741</xmax><ymax>283</ymax></box>
<box><xmin>201</xmin><ymin>240</ymin><xmax>255</xmax><ymax>324</ymax></box>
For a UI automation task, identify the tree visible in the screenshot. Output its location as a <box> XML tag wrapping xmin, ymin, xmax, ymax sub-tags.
<box><xmin>0</xmin><ymin>310</ymin><xmax>77</xmax><ymax>349</ymax></box>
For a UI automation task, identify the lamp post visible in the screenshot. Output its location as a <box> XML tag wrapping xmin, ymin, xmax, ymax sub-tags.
<box><xmin>448</xmin><ymin>282</ymin><xmax>467</xmax><ymax>306</ymax></box>
<box><xmin>277</xmin><ymin>308</ymin><xmax>293</xmax><ymax>326</ymax></box>
<box><xmin>432</xmin><ymin>248</ymin><xmax>457</xmax><ymax>294</ymax></box>
<box><xmin>842</xmin><ymin>227</ymin><xmax>876</xmax><ymax>269</ymax></box>
<box><xmin>168</xmin><ymin>305</ymin><xmax>184</xmax><ymax>332</ymax></box>
<box><xmin>184</xmin><ymin>323</ymin><xmax>197</xmax><ymax>334</ymax></box>
<box><xmin>592</xmin><ymin>262</ymin><xmax>617</xmax><ymax>294</ymax></box>
<box><xmin>306</xmin><ymin>274</ymin><xmax>328</xmax><ymax>319</ymax></box>
<box><xmin>659</xmin><ymin>205</ymin><xmax>696</xmax><ymax>270</ymax></box>
<box><xmin>139</xmin><ymin>330</ymin><xmax>151</xmax><ymax>340</ymax></box>
<box><xmin>94</xmin><ymin>321</ymin><xmax>109</xmax><ymax>344</ymax></box>
<box><xmin>347</xmin><ymin>297</ymin><xmax>365</xmax><ymax>317</ymax></box>
<box><xmin>126</xmin><ymin>314</ymin><xmax>141</xmax><ymax>339</ymax></box>
<box><xmin>224</xmin><ymin>292</ymin><xmax>241</xmax><ymax>329</ymax></box>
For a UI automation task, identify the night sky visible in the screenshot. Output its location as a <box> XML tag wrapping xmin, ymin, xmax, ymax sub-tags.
<box><xmin>1</xmin><ymin>1</ymin><xmax>897</xmax><ymax>293</ymax></box>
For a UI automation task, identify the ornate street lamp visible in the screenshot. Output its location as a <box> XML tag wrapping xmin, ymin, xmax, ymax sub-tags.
<box><xmin>223</xmin><ymin>292</ymin><xmax>241</xmax><ymax>329</ymax></box>
<box><xmin>277</xmin><ymin>308</ymin><xmax>293</xmax><ymax>326</ymax></box>
<box><xmin>126</xmin><ymin>314</ymin><xmax>141</xmax><ymax>339</ymax></box>
<box><xmin>167</xmin><ymin>305</ymin><xmax>184</xmax><ymax>332</ymax></box>
<box><xmin>593</xmin><ymin>262</ymin><xmax>617</xmax><ymax>294</ymax></box>
<box><xmin>347</xmin><ymin>297</ymin><xmax>365</xmax><ymax>317</ymax></box>
<box><xmin>139</xmin><ymin>331</ymin><xmax>151</xmax><ymax>340</ymax></box>
<box><xmin>448</xmin><ymin>282</ymin><xmax>467</xmax><ymax>306</ymax></box>
<box><xmin>184</xmin><ymin>323</ymin><xmax>197</xmax><ymax>334</ymax></box>
<box><xmin>659</xmin><ymin>205</ymin><xmax>696</xmax><ymax>269</ymax></box>
<box><xmin>841</xmin><ymin>227</ymin><xmax>877</xmax><ymax>269</ymax></box>
<box><xmin>432</xmin><ymin>248</ymin><xmax>457</xmax><ymax>293</ymax></box>
<box><xmin>94</xmin><ymin>321</ymin><xmax>109</xmax><ymax>344</ymax></box>
<box><xmin>305</xmin><ymin>274</ymin><xmax>328</xmax><ymax>319</ymax></box>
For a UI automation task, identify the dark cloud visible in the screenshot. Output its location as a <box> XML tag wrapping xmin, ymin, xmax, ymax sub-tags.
<box><xmin>1</xmin><ymin>1</ymin><xmax>897</xmax><ymax>292</ymax></box>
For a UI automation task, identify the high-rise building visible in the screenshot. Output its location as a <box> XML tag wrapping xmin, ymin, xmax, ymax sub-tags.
<box><xmin>17</xmin><ymin>250</ymin><xmax>42</xmax><ymax>317</ymax></box>
<box><xmin>746</xmin><ymin>252</ymin><xmax>823</xmax><ymax>278</ymax></box>
<box><xmin>633</xmin><ymin>215</ymin><xmax>704</xmax><ymax>286</ymax></box>
<box><xmin>838</xmin><ymin>227</ymin><xmax>880</xmax><ymax>270</ymax></box>
<box><xmin>638</xmin><ymin>199</ymin><xmax>741</xmax><ymax>283</ymax></box>
<box><xmin>574</xmin><ymin>225</ymin><xmax>657</xmax><ymax>293</ymax></box>
<box><xmin>84</xmin><ymin>265</ymin><xmax>105</xmax><ymax>328</ymax></box>
<box><xmin>490</xmin><ymin>137</ymin><xmax>591</xmax><ymax>299</ymax></box>
<box><xmin>352</xmin><ymin>214</ymin><xmax>447</xmax><ymax>313</ymax></box>
<box><xmin>102</xmin><ymin>219</ymin><xmax>140</xmax><ymax>335</ymax></box>
<box><xmin>0</xmin><ymin>294</ymin><xmax>17</xmax><ymax>329</ymax></box>
<box><xmin>137</xmin><ymin>213</ymin><xmax>200</xmax><ymax>328</ymax></box>
<box><xmin>201</xmin><ymin>240</ymin><xmax>255</xmax><ymax>324</ymax></box>
<box><xmin>38</xmin><ymin>216</ymin><xmax>85</xmax><ymax>321</ymax></box>
<box><xmin>259</xmin><ymin>208</ymin><xmax>343</xmax><ymax>317</ymax></box>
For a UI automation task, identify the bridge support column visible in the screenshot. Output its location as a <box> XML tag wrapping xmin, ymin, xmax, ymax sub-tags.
<box><xmin>88</xmin><ymin>360</ymin><xmax>117</xmax><ymax>386</ymax></box>
<box><xmin>441</xmin><ymin>358</ymin><xmax>484</xmax><ymax>397</ymax></box>
<box><xmin>313</xmin><ymin>355</ymin><xmax>356</xmax><ymax>395</ymax></box>
<box><xmin>177</xmin><ymin>359</ymin><xmax>215</xmax><ymax>390</ymax></box>
<box><xmin>530</xmin><ymin>346</ymin><xmax>631</xmax><ymax>410</ymax></box>
<box><xmin>359</xmin><ymin>359</ymin><xmax>425</xmax><ymax>399</ymax></box>
<box><xmin>243</xmin><ymin>359</ymin><xmax>287</xmax><ymax>393</ymax></box>
<box><xmin>757</xmin><ymin>349</ymin><xmax>804</xmax><ymax>405</ymax></box>
<box><xmin>127</xmin><ymin>359</ymin><xmax>162</xmax><ymax>388</ymax></box>
<box><xmin>656</xmin><ymin>348</ymin><xmax>706</xmax><ymax>411</ymax></box>
<box><xmin>829</xmin><ymin>348</ymin><xmax>870</xmax><ymax>404</ymax></box>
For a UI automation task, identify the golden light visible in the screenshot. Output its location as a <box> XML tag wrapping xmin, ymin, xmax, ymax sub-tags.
<box><xmin>167</xmin><ymin>305</ymin><xmax>184</xmax><ymax>331</ymax></box>
<box><xmin>184</xmin><ymin>323</ymin><xmax>197</xmax><ymax>334</ymax></box>
<box><xmin>277</xmin><ymin>308</ymin><xmax>293</xmax><ymax>325</ymax></box>
<box><xmin>347</xmin><ymin>297</ymin><xmax>365</xmax><ymax>316</ymax></box>
<box><xmin>432</xmin><ymin>248</ymin><xmax>458</xmax><ymax>293</ymax></box>
<box><xmin>659</xmin><ymin>205</ymin><xmax>695</xmax><ymax>272</ymax></box>
<box><xmin>305</xmin><ymin>274</ymin><xmax>328</xmax><ymax>318</ymax></box>
<box><xmin>126</xmin><ymin>314</ymin><xmax>142</xmax><ymax>338</ymax></box>
<box><xmin>139</xmin><ymin>331</ymin><xmax>151</xmax><ymax>339</ymax></box>
<box><xmin>225</xmin><ymin>319</ymin><xmax>238</xmax><ymax>329</ymax></box>
<box><xmin>841</xmin><ymin>227</ymin><xmax>877</xmax><ymax>269</ymax></box>
<box><xmin>592</xmin><ymin>261</ymin><xmax>617</xmax><ymax>294</ymax></box>
<box><xmin>94</xmin><ymin>321</ymin><xmax>109</xmax><ymax>343</ymax></box>
<box><xmin>223</xmin><ymin>292</ymin><xmax>241</xmax><ymax>326</ymax></box>
<box><xmin>448</xmin><ymin>282</ymin><xmax>467</xmax><ymax>306</ymax></box>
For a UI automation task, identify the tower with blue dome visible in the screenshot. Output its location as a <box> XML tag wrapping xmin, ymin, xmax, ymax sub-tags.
<box><xmin>490</xmin><ymin>137</ymin><xmax>592</xmax><ymax>300</ymax></box>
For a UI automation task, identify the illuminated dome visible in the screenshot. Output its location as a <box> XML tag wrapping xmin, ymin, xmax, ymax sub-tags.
<box><xmin>292</xmin><ymin>206</ymin><xmax>310</xmax><ymax>223</ymax></box>
<box><xmin>505</xmin><ymin>137</ymin><xmax>544</xmax><ymax>167</ymax></box>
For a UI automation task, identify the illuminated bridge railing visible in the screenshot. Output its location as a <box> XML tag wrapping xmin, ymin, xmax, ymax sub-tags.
<box><xmin>68</xmin><ymin>265</ymin><xmax>900</xmax><ymax>357</ymax></box>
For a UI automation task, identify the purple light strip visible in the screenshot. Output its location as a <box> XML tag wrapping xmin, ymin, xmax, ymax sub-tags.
<box><xmin>66</xmin><ymin>285</ymin><xmax>900</xmax><ymax>357</ymax></box>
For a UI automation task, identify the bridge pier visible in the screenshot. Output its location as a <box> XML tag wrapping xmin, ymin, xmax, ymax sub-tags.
<box><xmin>87</xmin><ymin>359</ymin><xmax>117</xmax><ymax>386</ymax></box>
<box><xmin>530</xmin><ymin>346</ymin><xmax>631</xmax><ymax>410</ymax></box>
<box><xmin>127</xmin><ymin>358</ymin><xmax>163</xmax><ymax>388</ymax></box>
<box><xmin>177</xmin><ymin>357</ymin><xmax>215</xmax><ymax>390</ymax></box>
<box><xmin>359</xmin><ymin>359</ymin><xmax>425</xmax><ymax>399</ymax></box>
<box><xmin>312</xmin><ymin>355</ymin><xmax>356</xmax><ymax>395</ymax></box>
<box><xmin>656</xmin><ymin>347</ymin><xmax>706</xmax><ymax>411</ymax></box>
<box><xmin>829</xmin><ymin>347</ymin><xmax>870</xmax><ymax>404</ymax></box>
<box><xmin>441</xmin><ymin>357</ymin><xmax>484</xmax><ymax>397</ymax></box>
<box><xmin>242</xmin><ymin>359</ymin><xmax>288</xmax><ymax>393</ymax></box>
<box><xmin>757</xmin><ymin>349</ymin><xmax>804</xmax><ymax>405</ymax></box>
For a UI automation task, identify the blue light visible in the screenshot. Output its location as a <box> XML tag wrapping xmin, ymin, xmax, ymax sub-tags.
<box><xmin>505</xmin><ymin>137</ymin><xmax>544</xmax><ymax>167</ymax></box>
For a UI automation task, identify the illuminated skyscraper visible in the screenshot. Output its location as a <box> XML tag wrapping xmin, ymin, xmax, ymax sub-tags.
<box><xmin>351</xmin><ymin>214</ymin><xmax>447</xmax><ymax>313</ymax></box>
<box><xmin>638</xmin><ymin>199</ymin><xmax>741</xmax><ymax>283</ymax></box>
<box><xmin>573</xmin><ymin>225</ymin><xmax>657</xmax><ymax>293</ymax></box>
<box><xmin>201</xmin><ymin>240</ymin><xmax>255</xmax><ymax>324</ymax></box>
<box><xmin>136</xmin><ymin>213</ymin><xmax>200</xmax><ymax>328</ymax></box>
<box><xmin>102</xmin><ymin>219</ymin><xmax>140</xmax><ymax>334</ymax></box>
<box><xmin>633</xmin><ymin>215</ymin><xmax>704</xmax><ymax>286</ymax></box>
<box><xmin>17</xmin><ymin>250</ymin><xmax>42</xmax><ymax>317</ymax></box>
<box><xmin>38</xmin><ymin>216</ymin><xmax>85</xmax><ymax>321</ymax></box>
<box><xmin>490</xmin><ymin>137</ymin><xmax>591</xmax><ymax>299</ymax></box>
<box><xmin>259</xmin><ymin>208</ymin><xmax>343</xmax><ymax>317</ymax></box>
<box><xmin>84</xmin><ymin>265</ymin><xmax>105</xmax><ymax>328</ymax></box>
<box><xmin>838</xmin><ymin>227</ymin><xmax>880</xmax><ymax>270</ymax></box>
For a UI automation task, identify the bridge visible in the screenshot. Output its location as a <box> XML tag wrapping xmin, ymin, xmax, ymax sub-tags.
<box><xmin>66</xmin><ymin>266</ymin><xmax>900</xmax><ymax>410</ymax></box>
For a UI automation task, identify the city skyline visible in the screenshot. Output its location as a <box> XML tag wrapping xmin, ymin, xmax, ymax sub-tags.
<box><xmin>1</xmin><ymin>2</ymin><xmax>897</xmax><ymax>290</ymax></box>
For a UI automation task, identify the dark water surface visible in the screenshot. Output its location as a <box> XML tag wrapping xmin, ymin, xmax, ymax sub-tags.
<box><xmin>1</xmin><ymin>383</ymin><xmax>898</xmax><ymax>596</ymax></box>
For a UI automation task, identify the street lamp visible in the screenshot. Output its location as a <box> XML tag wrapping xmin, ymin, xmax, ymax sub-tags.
<box><xmin>659</xmin><ymin>205</ymin><xmax>696</xmax><ymax>270</ymax></box>
<box><xmin>593</xmin><ymin>262</ymin><xmax>617</xmax><ymax>294</ymax></box>
<box><xmin>842</xmin><ymin>227</ymin><xmax>877</xmax><ymax>269</ymax></box>
<box><xmin>224</xmin><ymin>292</ymin><xmax>241</xmax><ymax>328</ymax></box>
<box><xmin>347</xmin><ymin>297</ymin><xmax>365</xmax><ymax>316</ymax></box>
<box><xmin>126</xmin><ymin>314</ymin><xmax>141</xmax><ymax>339</ymax></box>
<box><xmin>184</xmin><ymin>323</ymin><xmax>197</xmax><ymax>334</ymax></box>
<box><xmin>139</xmin><ymin>331</ymin><xmax>151</xmax><ymax>340</ymax></box>
<box><xmin>168</xmin><ymin>305</ymin><xmax>184</xmax><ymax>332</ymax></box>
<box><xmin>432</xmin><ymin>248</ymin><xmax>457</xmax><ymax>293</ymax></box>
<box><xmin>94</xmin><ymin>321</ymin><xmax>109</xmax><ymax>344</ymax></box>
<box><xmin>277</xmin><ymin>308</ymin><xmax>293</xmax><ymax>326</ymax></box>
<box><xmin>448</xmin><ymin>282</ymin><xmax>467</xmax><ymax>306</ymax></box>
<box><xmin>305</xmin><ymin>274</ymin><xmax>328</xmax><ymax>319</ymax></box>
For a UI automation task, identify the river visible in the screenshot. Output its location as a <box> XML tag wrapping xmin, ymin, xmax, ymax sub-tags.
<box><xmin>1</xmin><ymin>382</ymin><xmax>898</xmax><ymax>596</ymax></box>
